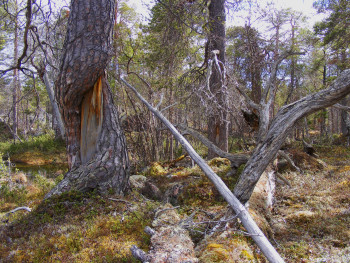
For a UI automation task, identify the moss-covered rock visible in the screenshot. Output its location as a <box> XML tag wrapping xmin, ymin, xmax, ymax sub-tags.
<box><xmin>148</xmin><ymin>162</ymin><xmax>168</xmax><ymax>177</ymax></box>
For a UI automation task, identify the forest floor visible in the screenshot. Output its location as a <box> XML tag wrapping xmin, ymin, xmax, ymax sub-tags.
<box><xmin>0</xmin><ymin>136</ymin><xmax>349</xmax><ymax>262</ymax></box>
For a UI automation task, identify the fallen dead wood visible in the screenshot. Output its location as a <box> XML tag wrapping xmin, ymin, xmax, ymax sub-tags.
<box><xmin>163</xmin><ymin>154</ymin><xmax>188</xmax><ymax>167</ymax></box>
<box><xmin>278</xmin><ymin>150</ymin><xmax>302</xmax><ymax>174</ymax></box>
<box><xmin>2</xmin><ymin>207</ymin><xmax>32</xmax><ymax>223</ymax></box>
<box><xmin>178</xmin><ymin>124</ymin><xmax>249</xmax><ymax>169</ymax></box>
<box><xmin>121</xmin><ymin>77</ymin><xmax>285</xmax><ymax>263</ymax></box>
<box><xmin>131</xmin><ymin>204</ymin><xmax>198</xmax><ymax>263</ymax></box>
<box><xmin>233</xmin><ymin>69</ymin><xmax>350</xmax><ymax>204</ymax></box>
<box><xmin>302</xmin><ymin>140</ymin><xmax>316</xmax><ymax>156</ymax></box>
<box><xmin>4</xmin><ymin>206</ymin><xmax>31</xmax><ymax>215</ymax></box>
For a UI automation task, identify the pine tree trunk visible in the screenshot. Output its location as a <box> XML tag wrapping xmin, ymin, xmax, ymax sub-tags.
<box><xmin>45</xmin><ymin>0</ymin><xmax>129</xmax><ymax>198</ymax></box>
<box><xmin>207</xmin><ymin>0</ymin><xmax>228</xmax><ymax>158</ymax></box>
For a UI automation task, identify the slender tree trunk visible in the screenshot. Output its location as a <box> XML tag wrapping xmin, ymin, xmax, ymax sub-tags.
<box><xmin>46</xmin><ymin>0</ymin><xmax>129</xmax><ymax>198</ymax></box>
<box><xmin>42</xmin><ymin>73</ymin><xmax>65</xmax><ymax>138</ymax></box>
<box><xmin>340</xmin><ymin>97</ymin><xmax>348</xmax><ymax>135</ymax></box>
<box><xmin>207</xmin><ymin>0</ymin><xmax>228</xmax><ymax>158</ymax></box>
<box><xmin>12</xmin><ymin>0</ymin><xmax>19</xmax><ymax>142</ymax></box>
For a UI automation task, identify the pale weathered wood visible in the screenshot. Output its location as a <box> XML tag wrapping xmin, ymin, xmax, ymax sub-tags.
<box><xmin>178</xmin><ymin>124</ymin><xmax>248</xmax><ymax>168</ymax></box>
<box><xmin>42</xmin><ymin>73</ymin><xmax>65</xmax><ymax>138</ymax></box>
<box><xmin>121</xmin><ymin>77</ymin><xmax>285</xmax><ymax>263</ymax></box>
<box><xmin>234</xmin><ymin>69</ymin><xmax>350</xmax><ymax>204</ymax></box>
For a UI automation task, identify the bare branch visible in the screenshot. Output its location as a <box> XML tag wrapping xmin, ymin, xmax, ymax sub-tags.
<box><xmin>227</xmin><ymin>74</ymin><xmax>260</xmax><ymax>110</ymax></box>
<box><xmin>333</xmin><ymin>103</ymin><xmax>350</xmax><ymax>111</ymax></box>
<box><xmin>178</xmin><ymin>124</ymin><xmax>249</xmax><ymax>168</ymax></box>
<box><xmin>263</xmin><ymin>50</ymin><xmax>305</xmax><ymax>105</ymax></box>
<box><xmin>234</xmin><ymin>69</ymin><xmax>350</xmax><ymax>204</ymax></box>
<box><xmin>120</xmin><ymin>77</ymin><xmax>285</xmax><ymax>263</ymax></box>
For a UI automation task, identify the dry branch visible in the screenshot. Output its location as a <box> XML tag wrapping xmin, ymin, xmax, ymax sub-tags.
<box><xmin>121</xmin><ymin>77</ymin><xmax>285</xmax><ymax>263</ymax></box>
<box><xmin>278</xmin><ymin>150</ymin><xmax>302</xmax><ymax>174</ymax></box>
<box><xmin>2</xmin><ymin>207</ymin><xmax>32</xmax><ymax>222</ymax></box>
<box><xmin>178</xmin><ymin>124</ymin><xmax>249</xmax><ymax>169</ymax></box>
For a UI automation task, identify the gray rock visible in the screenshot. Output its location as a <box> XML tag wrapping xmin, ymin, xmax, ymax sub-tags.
<box><xmin>129</xmin><ymin>175</ymin><xmax>147</xmax><ymax>189</ymax></box>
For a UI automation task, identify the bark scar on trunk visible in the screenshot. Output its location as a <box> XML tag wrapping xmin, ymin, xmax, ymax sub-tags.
<box><xmin>81</xmin><ymin>76</ymin><xmax>104</xmax><ymax>164</ymax></box>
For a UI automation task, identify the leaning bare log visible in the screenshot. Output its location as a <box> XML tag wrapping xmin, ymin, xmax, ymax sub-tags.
<box><xmin>178</xmin><ymin>124</ymin><xmax>249</xmax><ymax>169</ymax></box>
<box><xmin>121</xmin><ymin>77</ymin><xmax>285</xmax><ymax>263</ymax></box>
<box><xmin>234</xmin><ymin>69</ymin><xmax>350</xmax><ymax>204</ymax></box>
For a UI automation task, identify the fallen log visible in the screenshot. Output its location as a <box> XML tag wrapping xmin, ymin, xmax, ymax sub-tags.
<box><xmin>131</xmin><ymin>204</ymin><xmax>198</xmax><ymax>263</ymax></box>
<box><xmin>2</xmin><ymin>207</ymin><xmax>32</xmax><ymax>223</ymax></box>
<box><xmin>121</xmin><ymin>77</ymin><xmax>285</xmax><ymax>263</ymax></box>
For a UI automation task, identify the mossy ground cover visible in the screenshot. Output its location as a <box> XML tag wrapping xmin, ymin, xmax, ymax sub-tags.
<box><xmin>0</xmin><ymin>137</ymin><xmax>349</xmax><ymax>262</ymax></box>
<box><xmin>0</xmin><ymin>134</ymin><xmax>67</xmax><ymax>166</ymax></box>
<box><xmin>272</xmin><ymin>147</ymin><xmax>350</xmax><ymax>262</ymax></box>
<box><xmin>0</xmin><ymin>188</ymin><xmax>157</xmax><ymax>262</ymax></box>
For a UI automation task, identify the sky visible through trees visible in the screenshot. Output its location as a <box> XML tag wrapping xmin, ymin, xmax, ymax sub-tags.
<box><xmin>129</xmin><ymin>0</ymin><xmax>326</xmax><ymax>27</ymax></box>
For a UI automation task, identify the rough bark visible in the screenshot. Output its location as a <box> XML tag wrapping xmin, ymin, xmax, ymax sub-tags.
<box><xmin>45</xmin><ymin>0</ymin><xmax>129</xmax><ymax>198</ymax></box>
<box><xmin>207</xmin><ymin>0</ymin><xmax>228</xmax><ymax>158</ymax></box>
<box><xmin>234</xmin><ymin>69</ymin><xmax>350</xmax><ymax>204</ymax></box>
<box><xmin>121</xmin><ymin>78</ymin><xmax>285</xmax><ymax>263</ymax></box>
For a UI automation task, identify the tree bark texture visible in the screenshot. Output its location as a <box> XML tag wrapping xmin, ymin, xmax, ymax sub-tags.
<box><xmin>207</xmin><ymin>0</ymin><xmax>228</xmax><ymax>158</ymax></box>
<box><xmin>46</xmin><ymin>0</ymin><xmax>129</xmax><ymax>198</ymax></box>
<box><xmin>234</xmin><ymin>69</ymin><xmax>350</xmax><ymax>204</ymax></box>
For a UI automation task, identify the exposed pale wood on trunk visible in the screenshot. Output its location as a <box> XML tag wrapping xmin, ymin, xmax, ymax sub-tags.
<box><xmin>80</xmin><ymin>77</ymin><xmax>103</xmax><ymax>164</ymax></box>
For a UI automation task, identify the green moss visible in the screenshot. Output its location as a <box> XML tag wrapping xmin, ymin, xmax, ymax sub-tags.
<box><xmin>200</xmin><ymin>243</ymin><xmax>230</xmax><ymax>262</ymax></box>
<box><xmin>148</xmin><ymin>162</ymin><xmax>168</xmax><ymax>177</ymax></box>
<box><xmin>0</xmin><ymin>134</ymin><xmax>66</xmax><ymax>155</ymax></box>
<box><xmin>240</xmin><ymin>249</ymin><xmax>255</xmax><ymax>261</ymax></box>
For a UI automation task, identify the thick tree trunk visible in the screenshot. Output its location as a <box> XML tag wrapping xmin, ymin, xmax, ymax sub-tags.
<box><xmin>45</xmin><ymin>0</ymin><xmax>129</xmax><ymax>199</ymax></box>
<box><xmin>234</xmin><ymin>69</ymin><xmax>350</xmax><ymax>204</ymax></box>
<box><xmin>207</xmin><ymin>0</ymin><xmax>228</xmax><ymax>158</ymax></box>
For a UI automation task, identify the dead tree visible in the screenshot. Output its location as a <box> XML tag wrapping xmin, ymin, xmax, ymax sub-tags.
<box><xmin>121</xmin><ymin>77</ymin><xmax>285</xmax><ymax>263</ymax></box>
<box><xmin>207</xmin><ymin>0</ymin><xmax>228</xmax><ymax>157</ymax></box>
<box><xmin>234</xmin><ymin>69</ymin><xmax>350</xmax><ymax>204</ymax></box>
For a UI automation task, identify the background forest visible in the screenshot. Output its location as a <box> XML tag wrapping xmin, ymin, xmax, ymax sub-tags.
<box><xmin>0</xmin><ymin>0</ymin><xmax>349</xmax><ymax>262</ymax></box>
